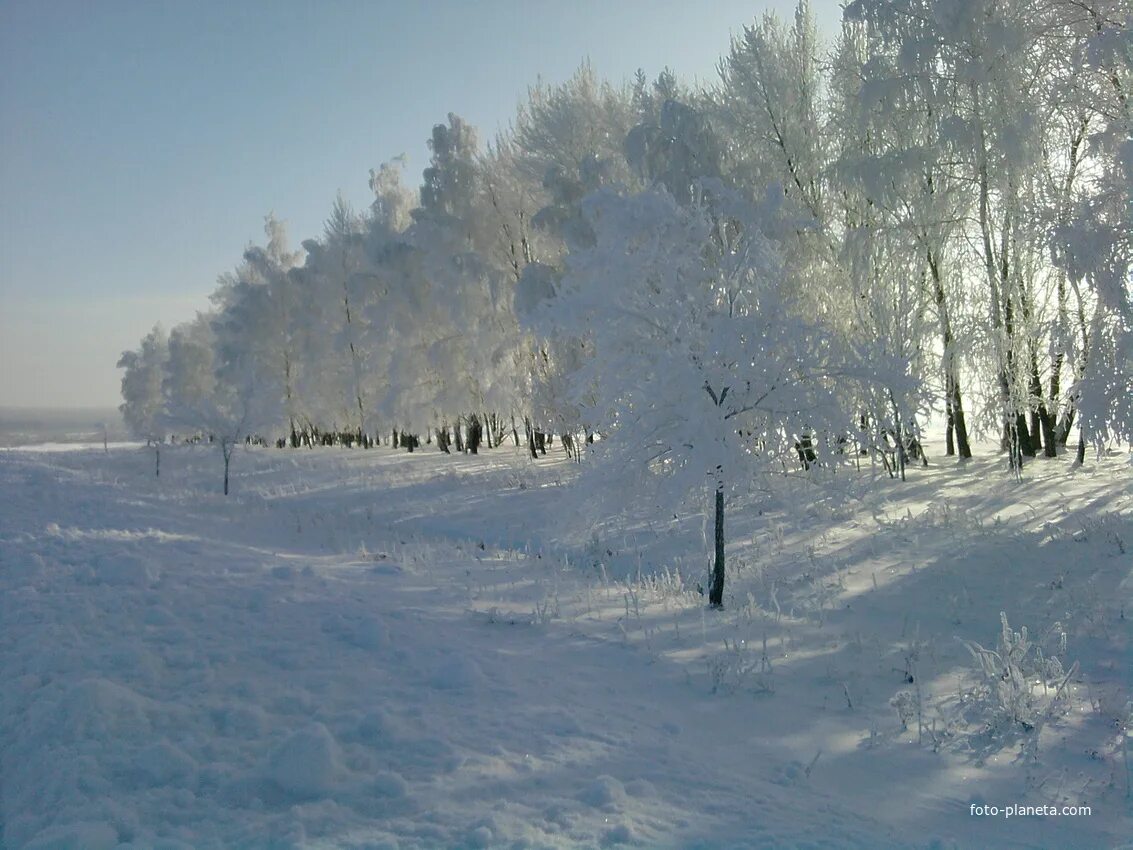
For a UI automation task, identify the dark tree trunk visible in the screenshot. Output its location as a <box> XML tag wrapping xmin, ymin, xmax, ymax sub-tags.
<box><xmin>155</xmin><ymin>444</ymin><xmax>160</xmax><ymax>478</ymax></box>
<box><xmin>525</xmin><ymin>417</ymin><xmax>537</xmax><ymax>460</ymax></box>
<box><xmin>950</xmin><ymin>377</ymin><xmax>972</xmax><ymax>459</ymax></box>
<box><xmin>1016</xmin><ymin>413</ymin><xmax>1034</xmax><ymax>458</ymax></box>
<box><xmin>709</xmin><ymin>479</ymin><xmax>725</xmax><ymax>609</ymax></box>
<box><xmin>929</xmin><ymin>250</ymin><xmax>972</xmax><ymax>460</ymax></box>
<box><xmin>1039</xmin><ymin>407</ymin><xmax>1058</xmax><ymax>458</ymax></box>
<box><xmin>1003</xmin><ymin>275</ymin><xmax>1034</xmax><ymax>461</ymax></box>
<box><xmin>511</xmin><ymin>416</ymin><xmax>520</xmax><ymax>448</ymax></box>
<box><xmin>467</xmin><ymin>414</ymin><xmax>482</xmax><ymax>454</ymax></box>
<box><xmin>795</xmin><ymin>434</ymin><xmax>816</xmax><ymax>470</ymax></box>
<box><xmin>1057</xmin><ymin>406</ymin><xmax>1076</xmax><ymax>446</ymax></box>
<box><xmin>892</xmin><ymin>401</ymin><xmax>908</xmax><ymax>482</ymax></box>
<box><xmin>945</xmin><ymin>401</ymin><xmax>955</xmax><ymax>456</ymax></box>
<box><xmin>1003</xmin><ymin>418</ymin><xmax>1024</xmax><ymax>472</ymax></box>
<box><xmin>223</xmin><ymin>445</ymin><xmax>232</xmax><ymax>496</ymax></box>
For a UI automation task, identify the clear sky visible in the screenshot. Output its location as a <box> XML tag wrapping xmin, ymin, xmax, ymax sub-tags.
<box><xmin>0</xmin><ymin>0</ymin><xmax>843</xmax><ymax>408</ymax></box>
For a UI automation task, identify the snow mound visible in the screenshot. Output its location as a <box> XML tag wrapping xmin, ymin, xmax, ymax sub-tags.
<box><xmin>353</xmin><ymin>709</ymin><xmax>401</xmax><ymax>746</ymax></box>
<box><xmin>322</xmin><ymin>613</ymin><xmax>389</xmax><ymax>650</ymax></box>
<box><xmin>429</xmin><ymin>654</ymin><xmax>485</xmax><ymax>690</ymax></box>
<box><xmin>91</xmin><ymin>553</ymin><xmax>159</xmax><ymax>587</ymax></box>
<box><xmin>9</xmin><ymin>552</ymin><xmax>48</xmax><ymax>585</ymax></box>
<box><xmin>266</xmin><ymin>722</ymin><xmax>342</xmax><ymax>799</ymax></box>
<box><xmin>371</xmin><ymin>771</ymin><xmax>409</xmax><ymax>798</ymax></box>
<box><xmin>539</xmin><ymin>708</ymin><xmax>581</xmax><ymax>735</ymax></box>
<box><xmin>465</xmin><ymin>824</ymin><xmax>494</xmax><ymax>848</ymax></box>
<box><xmin>134</xmin><ymin>740</ymin><xmax>197</xmax><ymax>786</ymax></box>
<box><xmin>22</xmin><ymin>820</ymin><xmax>119</xmax><ymax>850</ymax></box>
<box><xmin>602</xmin><ymin>822</ymin><xmax>636</xmax><ymax>846</ymax></box>
<box><xmin>579</xmin><ymin>775</ymin><xmax>627</xmax><ymax>808</ymax></box>
<box><xmin>624</xmin><ymin>778</ymin><xmax>656</xmax><ymax>798</ymax></box>
<box><xmin>770</xmin><ymin>760</ymin><xmax>806</xmax><ymax>787</ymax></box>
<box><xmin>53</xmin><ymin>678</ymin><xmax>153</xmax><ymax>742</ymax></box>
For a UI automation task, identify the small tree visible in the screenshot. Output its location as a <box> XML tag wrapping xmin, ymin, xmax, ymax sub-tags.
<box><xmin>520</xmin><ymin>185</ymin><xmax>901</xmax><ymax>606</ymax></box>
<box><xmin>163</xmin><ymin>315</ymin><xmax>263</xmax><ymax>495</ymax></box>
<box><xmin>117</xmin><ymin>325</ymin><xmax>169</xmax><ymax>476</ymax></box>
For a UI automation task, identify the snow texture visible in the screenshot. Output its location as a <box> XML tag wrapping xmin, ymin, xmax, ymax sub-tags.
<box><xmin>1</xmin><ymin>441</ymin><xmax>1130</xmax><ymax>848</ymax></box>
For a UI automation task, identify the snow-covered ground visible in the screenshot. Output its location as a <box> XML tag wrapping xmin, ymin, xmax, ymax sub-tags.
<box><xmin>2</xmin><ymin>441</ymin><xmax>1130</xmax><ymax>849</ymax></box>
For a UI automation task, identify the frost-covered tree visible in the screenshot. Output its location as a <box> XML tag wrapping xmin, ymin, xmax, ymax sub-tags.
<box><xmin>1050</xmin><ymin>0</ymin><xmax>1133</xmax><ymax>460</ymax></box>
<box><xmin>117</xmin><ymin>325</ymin><xmax>169</xmax><ymax>476</ymax></box>
<box><xmin>512</xmin><ymin>62</ymin><xmax>638</xmax><ymax>199</ymax></box>
<box><xmin>718</xmin><ymin>1</ymin><xmax>827</xmax><ymax>227</ymax></box>
<box><xmin>829</xmin><ymin>15</ymin><xmax>975</xmax><ymax>460</ymax></box>
<box><xmin>842</xmin><ymin>0</ymin><xmax>1120</xmax><ymax>470</ymax></box>
<box><xmin>521</xmin><ymin>185</ymin><xmax>905</xmax><ymax>606</ymax></box>
<box><xmin>119</xmin><ymin>1</ymin><xmax>1129</xmax><ymax>480</ymax></box>
<box><xmin>294</xmin><ymin>197</ymin><xmax>373</xmax><ymax>441</ymax></box>
<box><xmin>374</xmin><ymin>115</ymin><xmax>533</xmax><ymax>451</ymax></box>
<box><xmin>625</xmin><ymin>97</ymin><xmax>724</xmax><ymax>205</ymax></box>
<box><xmin>163</xmin><ymin>314</ymin><xmax>266</xmax><ymax>495</ymax></box>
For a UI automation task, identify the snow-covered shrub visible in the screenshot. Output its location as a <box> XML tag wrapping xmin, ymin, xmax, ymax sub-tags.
<box><xmin>635</xmin><ymin>565</ymin><xmax>699</xmax><ymax>609</ymax></box>
<box><xmin>1124</xmin><ymin>700</ymin><xmax>1133</xmax><ymax>799</ymax></box>
<box><xmin>532</xmin><ymin>591</ymin><xmax>560</xmax><ymax>625</ymax></box>
<box><xmin>707</xmin><ymin>636</ymin><xmax>773</xmax><ymax>695</ymax></box>
<box><xmin>890</xmin><ymin>690</ymin><xmax>917</xmax><ymax>730</ymax></box>
<box><xmin>957</xmin><ymin>613</ymin><xmax>1078</xmax><ymax>735</ymax></box>
<box><xmin>1072</xmin><ymin>512</ymin><xmax>1128</xmax><ymax>556</ymax></box>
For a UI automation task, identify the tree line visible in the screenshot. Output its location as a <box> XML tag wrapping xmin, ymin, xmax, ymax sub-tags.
<box><xmin>119</xmin><ymin>0</ymin><xmax>1130</xmax><ymax>512</ymax></box>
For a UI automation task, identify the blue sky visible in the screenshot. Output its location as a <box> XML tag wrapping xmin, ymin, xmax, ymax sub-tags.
<box><xmin>0</xmin><ymin>0</ymin><xmax>843</xmax><ymax>408</ymax></box>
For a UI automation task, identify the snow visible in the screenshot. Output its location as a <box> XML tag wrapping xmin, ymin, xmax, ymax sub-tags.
<box><xmin>1</xmin><ymin>441</ymin><xmax>1130</xmax><ymax>848</ymax></box>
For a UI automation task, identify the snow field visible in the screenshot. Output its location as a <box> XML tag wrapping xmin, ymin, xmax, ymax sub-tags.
<box><xmin>1</xmin><ymin>442</ymin><xmax>1130</xmax><ymax>849</ymax></box>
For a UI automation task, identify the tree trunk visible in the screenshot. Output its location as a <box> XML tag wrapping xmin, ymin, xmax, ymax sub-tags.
<box><xmin>1016</xmin><ymin>413</ymin><xmax>1032</xmax><ymax>458</ymax></box>
<box><xmin>928</xmin><ymin>250</ymin><xmax>971</xmax><ymax>459</ymax></box>
<box><xmin>949</xmin><ymin>371</ymin><xmax>972</xmax><ymax>460</ymax></box>
<box><xmin>155</xmin><ymin>444</ymin><xmax>160</xmax><ymax>478</ymax></box>
<box><xmin>945</xmin><ymin>401</ymin><xmax>955</xmax><ymax>456</ymax></box>
<box><xmin>467</xmin><ymin>414</ymin><xmax>482</xmax><ymax>454</ymax></box>
<box><xmin>1037</xmin><ymin>392</ymin><xmax>1058</xmax><ymax>458</ymax></box>
<box><xmin>709</xmin><ymin>479</ymin><xmax>725</xmax><ymax>609</ymax></box>
<box><xmin>223</xmin><ymin>447</ymin><xmax>231</xmax><ymax>496</ymax></box>
<box><xmin>1057</xmin><ymin>406</ymin><xmax>1076</xmax><ymax>446</ymax></box>
<box><xmin>973</xmin><ymin>97</ymin><xmax>1025</xmax><ymax>473</ymax></box>
<box><xmin>524</xmin><ymin>417</ymin><xmax>537</xmax><ymax>460</ymax></box>
<box><xmin>1004</xmin><ymin>295</ymin><xmax>1035</xmax><ymax>460</ymax></box>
